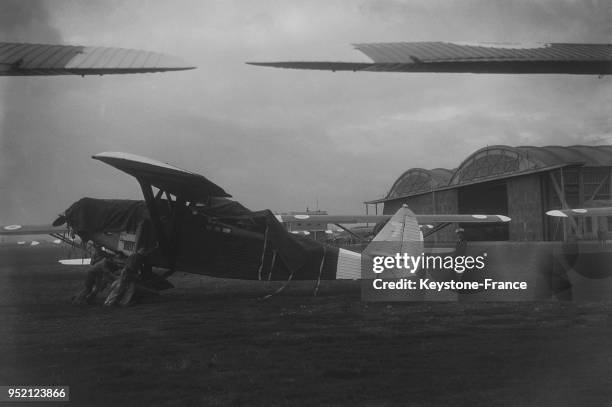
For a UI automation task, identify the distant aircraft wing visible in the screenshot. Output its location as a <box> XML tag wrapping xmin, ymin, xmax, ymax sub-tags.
<box><xmin>276</xmin><ymin>214</ymin><xmax>390</xmax><ymax>224</ymax></box>
<box><xmin>546</xmin><ymin>207</ymin><xmax>612</xmax><ymax>218</ymax></box>
<box><xmin>92</xmin><ymin>152</ymin><xmax>231</xmax><ymax>202</ymax></box>
<box><xmin>0</xmin><ymin>224</ymin><xmax>68</xmax><ymax>235</ymax></box>
<box><xmin>415</xmin><ymin>214</ymin><xmax>511</xmax><ymax>224</ymax></box>
<box><xmin>248</xmin><ymin>42</ymin><xmax>612</xmax><ymax>75</ymax></box>
<box><xmin>0</xmin><ymin>42</ymin><xmax>195</xmax><ymax>76</ymax></box>
<box><xmin>275</xmin><ymin>213</ymin><xmax>510</xmax><ymax>224</ymax></box>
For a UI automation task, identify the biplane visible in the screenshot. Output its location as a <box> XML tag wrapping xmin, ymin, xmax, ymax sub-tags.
<box><xmin>1</xmin><ymin>152</ymin><xmax>511</xmax><ymax>291</ymax></box>
<box><xmin>248</xmin><ymin>41</ymin><xmax>612</xmax><ymax>75</ymax></box>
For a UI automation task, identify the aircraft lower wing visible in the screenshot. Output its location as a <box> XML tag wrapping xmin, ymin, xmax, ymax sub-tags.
<box><xmin>2</xmin><ymin>214</ymin><xmax>508</xmax><ymax>237</ymax></box>
<box><xmin>0</xmin><ymin>42</ymin><xmax>195</xmax><ymax>76</ymax></box>
<box><xmin>276</xmin><ymin>214</ymin><xmax>390</xmax><ymax>224</ymax></box>
<box><xmin>415</xmin><ymin>214</ymin><xmax>511</xmax><ymax>224</ymax></box>
<box><xmin>276</xmin><ymin>213</ymin><xmax>510</xmax><ymax>225</ymax></box>
<box><xmin>546</xmin><ymin>207</ymin><xmax>612</xmax><ymax>218</ymax></box>
<box><xmin>248</xmin><ymin>42</ymin><xmax>612</xmax><ymax>75</ymax></box>
<box><xmin>1</xmin><ymin>224</ymin><xmax>68</xmax><ymax>236</ymax></box>
<box><xmin>1</xmin><ymin>223</ymin><xmax>77</xmax><ymax>250</ymax></box>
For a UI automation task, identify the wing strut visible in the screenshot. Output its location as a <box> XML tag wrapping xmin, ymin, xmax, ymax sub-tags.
<box><xmin>422</xmin><ymin>222</ymin><xmax>452</xmax><ymax>239</ymax></box>
<box><xmin>139</xmin><ymin>180</ymin><xmax>189</xmax><ymax>276</ymax></box>
<box><xmin>333</xmin><ymin>223</ymin><xmax>368</xmax><ymax>243</ymax></box>
<box><xmin>139</xmin><ymin>181</ymin><xmax>173</xmax><ymax>263</ymax></box>
<box><xmin>168</xmin><ymin>196</ymin><xmax>187</xmax><ymax>276</ymax></box>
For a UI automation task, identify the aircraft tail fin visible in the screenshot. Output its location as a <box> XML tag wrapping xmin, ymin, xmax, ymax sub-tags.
<box><xmin>363</xmin><ymin>205</ymin><xmax>424</xmax><ymax>259</ymax></box>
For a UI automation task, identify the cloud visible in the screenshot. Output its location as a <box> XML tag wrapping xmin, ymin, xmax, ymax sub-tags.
<box><xmin>1</xmin><ymin>0</ymin><xmax>610</xmax><ymax>222</ymax></box>
<box><xmin>0</xmin><ymin>0</ymin><xmax>65</xmax><ymax>222</ymax></box>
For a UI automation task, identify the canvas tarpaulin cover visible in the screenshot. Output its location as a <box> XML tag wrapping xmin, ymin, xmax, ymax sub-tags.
<box><xmin>58</xmin><ymin>198</ymin><xmax>151</xmax><ymax>236</ymax></box>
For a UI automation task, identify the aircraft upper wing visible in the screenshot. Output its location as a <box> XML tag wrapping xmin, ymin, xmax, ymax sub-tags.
<box><xmin>0</xmin><ymin>42</ymin><xmax>195</xmax><ymax>76</ymax></box>
<box><xmin>0</xmin><ymin>224</ymin><xmax>68</xmax><ymax>235</ymax></box>
<box><xmin>93</xmin><ymin>152</ymin><xmax>231</xmax><ymax>202</ymax></box>
<box><xmin>248</xmin><ymin>42</ymin><xmax>612</xmax><ymax>75</ymax></box>
<box><xmin>546</xmin><ymin>207</ymin><xmax>612</xmax><ymax>218</ymax></box>
<box><xmin>276</xmin><ymin>213</ymin><xmax>510</xmax><ymax>224</ymax></box>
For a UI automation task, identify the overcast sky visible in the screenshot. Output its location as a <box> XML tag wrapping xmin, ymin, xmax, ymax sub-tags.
<box><xmin>1</xmin><ymin>0</ymin><xmax>611</xmax><ymax>224</ymax></box>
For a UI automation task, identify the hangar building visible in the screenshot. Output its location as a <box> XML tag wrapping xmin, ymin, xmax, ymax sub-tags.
<box><xmin>365</xmin><ymin>145</ymin><xmax>612</xmax><ymax>242</ymax></box>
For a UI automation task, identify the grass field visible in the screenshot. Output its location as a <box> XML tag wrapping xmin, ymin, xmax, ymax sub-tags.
<box><xmin>1</xmin><ymin>264</ymin><xmax>611</xmax><ymax>406</ymax></box>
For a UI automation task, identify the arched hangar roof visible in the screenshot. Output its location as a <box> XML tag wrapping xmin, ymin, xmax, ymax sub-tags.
<box><xmin>386</xmin><ymin>168</ymin><xmax>453</xmax><ymax>199</ymax></box>
<box><xmin>384</xmin><ymin>145</ymin><xmax>612</xmax><ymax>200</ymax></box>
<box><xmin>449</xmin><ymin>145</ymin><xmax>612</xmax><ymax>185</ymax></box>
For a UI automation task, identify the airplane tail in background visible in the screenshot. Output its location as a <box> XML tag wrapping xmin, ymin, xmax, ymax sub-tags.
<box><xmin>363</xmin><ymin>204</ymin><xmax>424</xmax><ymax>259</ymax></box>
<box><xmin>334</xmin><ymin>205</ymin><xmax>424</xmax><ymax>280</ymax></box>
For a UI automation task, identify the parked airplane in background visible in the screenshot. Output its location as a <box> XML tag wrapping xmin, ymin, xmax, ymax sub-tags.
<box><xmin>0</xmin><ymin>42</ymin><xmax>195</xmax><ymax>76</ymax></box>
<box><xmin>0</xmin><ymin>152</ymin><xmax>510</xmax><ymax>292</ymax></box>
<box><xmin>248</xmin><ymin>41</ymin><xmax>612</xmax><ymax>75</ymax></box>
<box><xmin>546</xmin><ymin>207</ymin><xmax>612</xmax><ymax>218</ymax></box>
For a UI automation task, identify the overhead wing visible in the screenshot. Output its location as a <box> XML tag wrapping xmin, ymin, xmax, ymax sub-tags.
<box><xmin>92</xmin><ymin>152</ymin><xmax>231</xmax><ymax>202</ymax></box>
<box><xmin>0</xmin><ymin>42</ymin><xmax>195</xmax><ymax>76</ymax></box>
<box><xmin>546</xmin><ymin>207</ymin><xmax>612</xmax><ymax>218</ymax></box>
<box><xmin>0</xmin><ymin>224</ymin><xmax>68</xmax><ymax>236</ymax></box>
<box><xmin>275</xmin><ymin>213</ymin><xmax>510</xmax><ymax>225</ymax></box>
<box><xmin>248</xmin><ymin>42</ymin><xmax>612</xmax><ymax>75</ymax></box>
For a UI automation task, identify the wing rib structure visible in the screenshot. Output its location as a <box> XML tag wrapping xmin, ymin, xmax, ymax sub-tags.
<box><xmin>0</xmin><ymin>42</ymin><xmax>195</xmax><ymax>76</ymax></box>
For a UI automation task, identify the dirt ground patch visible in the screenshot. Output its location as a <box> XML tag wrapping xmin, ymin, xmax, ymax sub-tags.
<box><xmin>1</xmin><ymin>265</ymin><xmax>611</xmax><ymax>406</ymax></box>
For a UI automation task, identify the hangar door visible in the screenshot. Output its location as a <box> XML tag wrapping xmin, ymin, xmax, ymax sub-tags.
<box><xmin>458</xmin><ymin>181</ymin><xmax>509</xmax><ymax>241</ymax></box>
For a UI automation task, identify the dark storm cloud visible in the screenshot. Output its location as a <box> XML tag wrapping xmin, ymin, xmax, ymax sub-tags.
<box><xmin>1</xmin><ymin>0</ymin><xmax>610</xmax><ymax>223</ymax></box>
